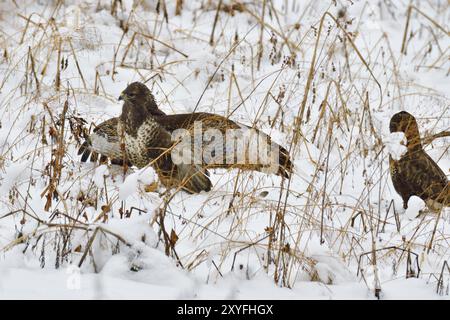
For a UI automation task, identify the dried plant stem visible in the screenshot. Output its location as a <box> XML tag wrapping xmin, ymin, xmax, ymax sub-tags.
<box><xmin>68</xmin><ymin>39</ymin><xmax>87</xmax><ymax>90</ymax></box>
<box><xmin>209</xmin><ymin>0</ymin><xmax>222</xmax><ymax>46</ymax></box>
<box><xmin>256</xmin><ymin>0</ymin><xmax>266</xmax><ymax>71</ymax></box>
<box><xmin>55</xmin><ymin>37</ymin><xmax>62</xmax><ymax>91</ymax></box>
<box><xmin>401</xmin><ymin>5</ymin><xmax>450</xmax><ymax>55</ymax></box>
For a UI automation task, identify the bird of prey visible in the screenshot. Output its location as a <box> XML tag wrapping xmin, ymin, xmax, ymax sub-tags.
<box><xmin>78</xmin><ymin>82</ymin><xmax>293</xmax><ymax>184</ymax></box>
<box><xmin>389</xmin><ymin>111</ymin><xmax>449</xmax><ymax>211</ymax></box>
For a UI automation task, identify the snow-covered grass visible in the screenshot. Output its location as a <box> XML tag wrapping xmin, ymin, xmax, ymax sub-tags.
<box><xmin>0</xmin><ymin>0</ymin><xmax>449</xmax><ymax>299</ymax></box>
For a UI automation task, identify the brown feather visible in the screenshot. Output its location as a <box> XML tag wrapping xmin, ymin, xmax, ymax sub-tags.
<box><xmin>389</xmin><ymin>111</ymin><xmax>449</xmax><ymax>211</ymax></box>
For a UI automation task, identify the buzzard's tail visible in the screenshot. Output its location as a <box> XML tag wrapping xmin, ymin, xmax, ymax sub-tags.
<box><xmin>78</xmin><ymin>137</ymin><xmax>129</xmax><ymax>166</ymax></box>
<box><xmin>78</xmin><ymin>139</ymin><xmax>105</xmax><ymax>164</ymax></box>
<box><xmin>176</xmin><ymin>164</ymin><xmax>212</xmax><ymax>193</ymax></box>
<box><xmin>278</xmin><ymin>146</ymin><xmax>294</xmax><ymax>178</ymax></box>
<box><xmin>78</xmin><ymin>139</ymin><xmax>102</xmax><ymax>163</ymax></box>
<box><xmin>78</xmin><ymin>140</ymin><xmax>93</xmax><ymax>162</ymax></box>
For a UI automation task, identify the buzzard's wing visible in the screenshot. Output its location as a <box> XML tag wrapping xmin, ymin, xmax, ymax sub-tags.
<box><xmin>156</xmin><ymin>112</ymin><xmax>293</xmax><ymax>177</ymax></box>
<box><xmin>397</xmin><ymin>150</ymin><xmax>448</xmax><ymax>206</ymax></box>
<box><xmin>238</xmin><ymin>123</ymin><xmax>293</xmax><ymax>178</ymax></box>
<box><xmin>77</xmin><ymin>117</ymin><xmax>126</xmax><ymax>164</ymax></box>
<box><xmin>418</xmin><ymin>152</ymin><xmax>449</xmax><ymax>204</ymax></box>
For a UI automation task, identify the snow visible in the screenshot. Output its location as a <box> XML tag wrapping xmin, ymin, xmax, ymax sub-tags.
<box><xmin>385</xmin><ymin>132</ymin><xmax>407</xmax><ymax>161</ymax></box>
<box><xmin>118</xmin><ymin>166</ymin><xmax>157</xmax><ymax>200</ymax></box>
<box><xmin>405</xmin><ymin>196</ymin><xmax>426</xmax><ymax>220</ymax></box>
<box><xmin>0</xmin><ymin>266</ymin><xmax>441</xmax><ymax>300</ymax></box>
<box><xmin>0</xmin><ymin>160</ymin><xmax>29</xmax><ymax>194</ymax></box>
<box><xmin>93</xmin><ymin>165</ymin><xmax>109</xmax><ymax>188</ymax></box>
<box><xmin>0</xmin><ymin>0</ymin><xmax>449</xmax><ymax>300</ymax></box>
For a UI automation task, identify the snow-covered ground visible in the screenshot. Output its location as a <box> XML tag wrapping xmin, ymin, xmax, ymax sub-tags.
<box><xmin>0</xmin><ymin>0</ymin><xmax>449</xmax><ymax>299</ymax></box>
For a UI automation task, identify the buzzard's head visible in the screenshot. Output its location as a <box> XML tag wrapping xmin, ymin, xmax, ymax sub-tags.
<box><xmin>119</xmin><ymin>82</ymin><xmax>152</xmax><ymax>105</ymax></box>
<box><xmin>390</xmin><ymin>111</ymin><xmax>421</xmax><ymax>148</ymax></box>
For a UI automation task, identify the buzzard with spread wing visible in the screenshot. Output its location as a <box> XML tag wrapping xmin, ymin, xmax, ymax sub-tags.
<box><xmin>78</xmin><ymin>82</ymin><xmax>293</xmax><ymax>190</ymax></box>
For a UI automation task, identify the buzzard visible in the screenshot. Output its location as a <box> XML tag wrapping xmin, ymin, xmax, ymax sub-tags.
<box><xmin>78</xmin><ymin>83</ymin><xmax>293</xmax><ymax>188</ymax></box>
<box><xmin>389</xmin><ymin>111</ymin><xmax>449</xmax><ymax>211</ymax></box>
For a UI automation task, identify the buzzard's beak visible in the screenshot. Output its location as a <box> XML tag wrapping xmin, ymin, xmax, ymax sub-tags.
<box><xmin>118</xmin><ymin>92</ymin><xmax>126</xmax><ymax>101</ymax></box>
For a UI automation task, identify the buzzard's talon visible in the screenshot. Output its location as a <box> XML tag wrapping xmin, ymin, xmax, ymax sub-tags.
<box><xmin>144</xmin><ymin>181</ymin><xmax>159</xmax><ymax>193</ymax></box>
